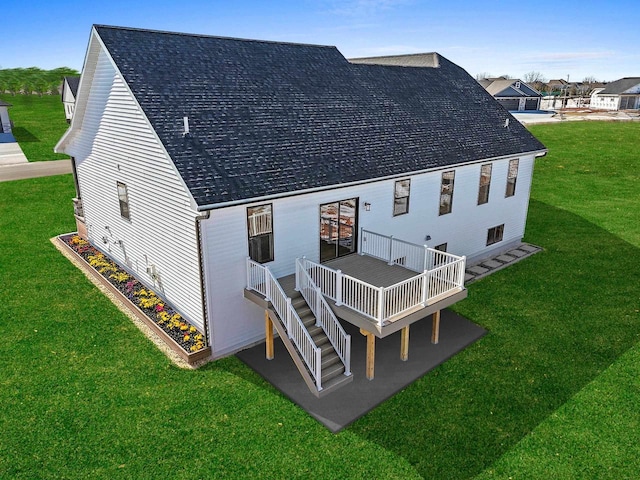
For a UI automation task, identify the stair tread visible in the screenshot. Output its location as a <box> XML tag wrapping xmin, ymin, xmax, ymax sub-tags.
<box><xmin>320</xmin><ymin>371</ymin><xmax>353</xmax><ymax>393</ymax></box>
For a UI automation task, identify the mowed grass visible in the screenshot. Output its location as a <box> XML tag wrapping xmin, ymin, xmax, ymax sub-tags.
<box><xmin>1</xmin><ymin>121</ymin><xmax>639</xmax><ymax>479</ymax></box>
<box><xmin>0</xmin><ymin>94</ymin><xmax>69</xmax><ymax>161</ymax></box>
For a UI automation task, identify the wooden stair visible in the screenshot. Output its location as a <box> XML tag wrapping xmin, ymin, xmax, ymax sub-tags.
<box><xmin>289</xmin><ymin>292</ymin><xmax>352</xmax><ymax>393</ymax></box>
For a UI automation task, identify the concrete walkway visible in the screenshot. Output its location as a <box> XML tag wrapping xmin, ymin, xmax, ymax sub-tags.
<box><xmin>464</xmin><ymin>243</ymin><xmax>542</xmax><ymax>284</ymax></box>
<box><xmin>0</xmin><ymin>159</ymin><xmax>73</xmax><ymax>182</ymax></box>
<box><xmin>0</xmin><ymin>133</ymin><xmax>73</xmax><ymax>182</ymax></box>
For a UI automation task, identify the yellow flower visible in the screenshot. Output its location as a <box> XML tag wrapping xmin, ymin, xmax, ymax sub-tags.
<box><xmin>189</xmin><ymin>326</ymin><xmax>197</xmax><ymax>333</ymax></box>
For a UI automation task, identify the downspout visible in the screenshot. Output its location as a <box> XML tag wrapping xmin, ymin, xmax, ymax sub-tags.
<box><xmin>195</xmin><ymin>211</ymin><xmax>211</xmax><ymax>348</ymax></box>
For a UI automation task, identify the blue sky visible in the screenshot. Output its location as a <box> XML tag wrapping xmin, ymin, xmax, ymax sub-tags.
<box><xmin>3</xmin><ymin>0</ymin><xmax>638</xmax><ymax>82</ymax></box>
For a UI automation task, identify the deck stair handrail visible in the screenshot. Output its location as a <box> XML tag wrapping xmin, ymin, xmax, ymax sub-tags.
<box><xmin>296</xmin><ymin>258</ymin><xmax>351</xmax><ymax>376</ymax></box>
<box><xmin>303</xmin><ymin>230</ymin><xmax>466</xmax><ymax>328</ymax></box>
<box><xmin>246</xmin><ymin>258</ymin><xmax>323</xmax><ymax>391</ymax></box>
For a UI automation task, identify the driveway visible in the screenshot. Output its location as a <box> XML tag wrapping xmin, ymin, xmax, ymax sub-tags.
<box><xmin>512</xmin><ymin>109</ymin><xmax>640</xmax><ymax>125</ymax></box>
<box><xmin>0</xmin><ymin>133</ymin><xmax>29</xmax><ymax>165</ymax></box>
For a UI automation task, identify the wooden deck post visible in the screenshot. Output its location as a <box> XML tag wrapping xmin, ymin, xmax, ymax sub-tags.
<box><xmin>400</xmin><ymin>325</ymin><xmax>410</xmax><ymax>361</ymax></box>
<box><xmin>360</xmin><ymin>328</ymin><xmax>375</xmax><ymax>380</ymax></box>
<box><xmin>265</xmin><ymin>310</ymin><xmax>274</xmax><ymax>360</ymax></box>
<box><xmin>431</xmin><ymin>310</ymin><xmax>441</xmax><ymax>344</ymax></box>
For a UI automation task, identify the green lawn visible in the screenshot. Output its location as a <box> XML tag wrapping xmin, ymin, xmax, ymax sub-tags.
<box><xmin>1</xmin><ymin>121</ymin><xmax>638</xmax><ymax>479</ymax></box>
<box><xmin>0</xmin><ymin>94</ymin><xmax>69</xmax><ymax>161</ymax></box>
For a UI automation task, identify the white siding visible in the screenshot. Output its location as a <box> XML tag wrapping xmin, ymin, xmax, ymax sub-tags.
<box><xmin>63</xmin><ymin>44</ymin><xmax>204</xmax><ymax>331</ymax></box>
<box><xmin>201</xmin><ymin>154</ymin><xmax>535</xmax><ymax>356</ymax></box>
<box><xmin>62</xmin><ymin>81</ymin><xmax>76</xmax><ymax>122</ymax></box>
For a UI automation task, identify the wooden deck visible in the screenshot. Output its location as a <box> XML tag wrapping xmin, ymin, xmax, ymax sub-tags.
<box><xmin>324</xmin><ymin>254</ymin><xmax>418</xmax><ymax>287</ymax></box>
<box><xmin>276</xmin><ymin>253</ymin><xmax>467</xmax><ymax>338</ymax></box>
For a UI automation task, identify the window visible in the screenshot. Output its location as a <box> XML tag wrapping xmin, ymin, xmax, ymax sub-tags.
<box><xmin>506</xmin><ymin>159</ymin><xmax>519</xmax><ymax>197</ymax></box>
<box><xmin>439</xmin><ymin>170</ymin><xmax>455</xmax><ymax>215</ymax></box>
<box><xmin>486</xmin><ymin>224</ymin><xmax>504</xmax><ymax>246</ymax></box>
<box><xmin>477</xmin><ymin>163</ymin><xmax>492</xmax><ymax>205</ymax></box>
<box><xmin>393</xmin><ymin>179</ymin><xmax>410</xmax><ymax>216</ymax></box>
<box><xmin>247</xmin><ymin>204</ymin><xmax>274</xmax><ymax>263</ymax></box>
<box><xmin>117</xmin><ymin>182</ymin><xmax>130</xmax><ymax>219</ymax></box>
<box><xmin>434</xmin><ymin>243</ymin><xmax>447</xmax><ymax>252</ymax></box>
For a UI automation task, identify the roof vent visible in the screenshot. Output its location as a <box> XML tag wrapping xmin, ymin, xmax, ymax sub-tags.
<box><xmin>183</xmin><ymin>116</ymin><xmax>190</xmax><ymax>136</ymax></box>
<box><xmin>504</xmin><ymin>118</ymin><xmax>510</xmax><ymax>128</ymax></box>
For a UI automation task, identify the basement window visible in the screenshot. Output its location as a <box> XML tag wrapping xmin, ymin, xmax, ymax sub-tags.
<box><xmin>116</xmin><ymin>181</ymin><xmax>130</xmax><ymax>219</ymax></box>
<box><xmin>477</xmin><ymin>163</ymin><xmax>492</xmax><ymax>205</ymax></box>
<box><xmin>505</xmin><ymin>159</ymin><xmax>519</xmax><ymax>197</ymax></box>
<box><xmin>439</xmin><ymin>170</ymin><xmax>455</xmax><ymax>215</ymax></box>
<box><xmin>435</xmin><ymin>243</ymin><xmax>448</xmax><ymax>252</ymax></box>
<box><xmin>393</xmin><ymin>179</ymin><xmax>411</xmax><ymax>216</ymax></box>
<box><xmin>247</xmin><ymin>204</ymin><xmax>274</xmax><ymax>263</ymax></box>
<box><xmin>487</xmin><ymin>224</ymin><xmax>504</xmax><ymax>246</ymax></box>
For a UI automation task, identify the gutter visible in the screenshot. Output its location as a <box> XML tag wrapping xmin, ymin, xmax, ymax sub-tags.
<box><xmin>195</xmin><ymin>148</ymin><xmax>548</xmax><ymax>211</ymax></box>
<box><xmin>195</xmin><ymin>211</ymin><xmax>211</xmax><ymax>348</ymax></box>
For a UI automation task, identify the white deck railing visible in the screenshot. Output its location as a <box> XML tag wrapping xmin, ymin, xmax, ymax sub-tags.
<box><xmin>361</xmin><ymin>229</ymin><xmax>464</xmax><ymax>273</ymax></box>
<box><xmin>303</xmin><ymin>230</ymin><xmax>466</xmax><ymax>328</ymax></box>
<box><xmin>296</xmin><ymin>258</ymin><xmax>351</xmax><ymax>376</ymax></box>
<box><xmin>246</xmin><ymin>258</ymin><xmax>323</xmax><ymax>391</ymax></box>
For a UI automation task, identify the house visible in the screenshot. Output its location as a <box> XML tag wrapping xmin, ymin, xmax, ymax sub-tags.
<box><xmin>0</xmin><ymin>100</ymin><xmax>12</xmax><ymax>134</ymax></box>
<box><xmin>545</xmin><ymin>79</ymin><xmax>570</xmax><ymax>95</ymax></box>
<box><xmin>590</xmin><ymin>77</ymin><xmax>640</xmax><ymax>111</ymax></box>
<box><xmin>478</xmin><ymin>77</ymin><xmax>542</xmax><ymax>111</ymax></box>
<box><xmin>61</xmin><ymin>76</ymin><xmax>80</xmax><ymax>123</ymax></box>
<box><xmin>55</xmin><ymin>25</ymin><xmax>546</xmax><ymax>395</ymax></box>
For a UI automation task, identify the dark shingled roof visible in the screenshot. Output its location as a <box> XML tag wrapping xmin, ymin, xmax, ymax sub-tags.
<box><xmin>94</xmin><ymin>25</ymin><xmax>545</xmax><ymax>208</ymax></box>
<box><xmin>599</xmin><ymin>77</ymin><xmax>640</xmax><ymax>95</ymax></box>
<box><xmin>64</xmin><ymin>76</ymin><xmax>80</xmax><ymax>97</ymax></box>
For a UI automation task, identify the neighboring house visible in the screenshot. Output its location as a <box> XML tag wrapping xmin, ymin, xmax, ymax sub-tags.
<box><xmin>61</xmin><ymin>76</ymin><xmax>80</xmax><ymax>123</ymax></box>
<box><xmin>590</xmin><ymin>77</ymin><xmax>640</xmax><ymax>111</ymax></box>
<box><xmin>478</xmin><ymin>77</ymin><xmax>542</xmax><ymax>111</ymax></box>
<box><xmin>56</xmin><ymin>26</ymin><xmax>545</xmax><ymax>395</ymax></box>
<box><xmin>545</xmin><ymin>79</ymin><xmax>570</xmax><ymax>95</ymax></box>
<box><xmin>0</xmin><ymin>100</ymin><xmax>12</xmax><ymax>134</ymax></box>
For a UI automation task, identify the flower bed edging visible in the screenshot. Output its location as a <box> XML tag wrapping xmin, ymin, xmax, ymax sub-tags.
<box><xmin>53</xmin><ymin>234</ymin><xmax>211</xmax><ymax>367</ymax></box>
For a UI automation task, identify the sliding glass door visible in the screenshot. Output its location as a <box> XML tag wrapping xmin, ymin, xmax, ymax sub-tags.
<box><xmin>319</xmin><ymin>198</ymin><xmax>358</xmax><ymax>262</ymax></box>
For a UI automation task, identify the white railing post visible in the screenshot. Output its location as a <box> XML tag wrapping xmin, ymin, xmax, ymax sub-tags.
<box><xmin>388</xmin><ymin>236</ymin><xmax>394</xmax><ymax>265</ymax></box>
<box><xmin>421</xmin><ymin>271</ymin><xmax>429</xmax><ymax>306</ymax></box>
<box><xmin>315</xmin><ymin>287</ymin><xmax>322</xmax><ymax>327</ymax></box>
<box><xmin>265</xmin><ymin>272</ymin><xmax>271</xmax><ymax>301</ymax></box>
<box><xmin>359</xmin><ymin>227</ymin><xmax>365</xmax><ymax>255</ymax></box>
<box><xmin>344</xmin><ymin>340</ymin><xmax>351</xmax><ymax>376</ymax></box>
<box><xmin>335</xmin><ymin>269</ymin><xmax>343</xmax><ymax>306</ymax></box>
<box><xmin>377</xmin><ymin>286</ymin><xmax>385</xmax><ymax>327</ymax></box>
<box><xmin>295</xmin><ymin>256</ymin><xmax>305</xmax><ymax>292</ymax></box>
<box><xmin>423</xmin><ymin>245</ymin><xmax>428</xmax><ymax>272</ymax></box>
<box><xmin>316</xmin><ymin>348</ymin><xmax>322</xmax><ymax>391</ymax></box>
<box><xmin>286</xmin><ymin>297</ymin><xmax>293</xmax><ymax>337</ymax></box>
<box><xmin>459</xmin><ymin>256</ymin><xmax>467</xmax><ymax>286</ymax></box>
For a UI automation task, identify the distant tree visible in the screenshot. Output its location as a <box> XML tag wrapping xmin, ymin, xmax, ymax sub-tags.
<box><xmin>475</xmin><ymin>72</ymin><xmax>493</xmax><ymax>81</ymax></box>
<box><xmin>582</xmin><ymin>75</ymin><xmax>599</xmax><ymax>84</ymax></box>
<box><xmin>0</xmin><ymin>66</ymin><xmax>79</xmax><ymax>95</ymax></box>
<box><xmin>523</xmin><ymin>71</ymin><xmax>547</xmax><ymax>92</ymax></box>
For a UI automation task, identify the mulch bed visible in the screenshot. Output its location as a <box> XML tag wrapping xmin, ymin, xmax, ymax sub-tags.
<box><xmin>60</xmin><ymin>233</ymin><xmax>207</xmax><ymax>355</ymax></box>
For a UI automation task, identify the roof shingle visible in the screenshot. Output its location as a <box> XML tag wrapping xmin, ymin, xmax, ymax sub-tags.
<box><xmin>94</xmin><ymin>25</ymin><xmax>545</xmax><ymax>208</ymax></box>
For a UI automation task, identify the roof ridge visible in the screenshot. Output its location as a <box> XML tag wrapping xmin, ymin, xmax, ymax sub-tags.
<box><xmin>93</xmin><ymin>24</ymin><xmax>338</xmax><ymax>50</ymax></box>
